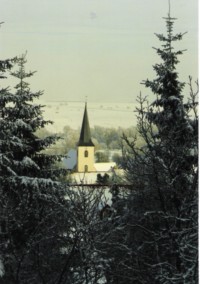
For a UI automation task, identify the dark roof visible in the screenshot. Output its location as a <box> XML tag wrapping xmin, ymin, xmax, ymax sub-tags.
<box><xmin>78</xmin><ymin>103</ymin><xmax>94</xmax><ymax>147</ymax></box>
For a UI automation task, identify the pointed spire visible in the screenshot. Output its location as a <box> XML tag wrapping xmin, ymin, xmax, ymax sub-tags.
<box><xmin>168</xmin><ymin>0</ymin><xmax>171</xmax><ymax>17</ymax></box>
<box><xmin>78</xmin><ymin>103</ymin><xmax>94</xmax><ymax>146</ymax></box>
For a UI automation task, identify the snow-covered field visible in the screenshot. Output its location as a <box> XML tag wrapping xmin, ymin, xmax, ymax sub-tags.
<box><xmin>41</xmin><ymin>101</ymin><xmax>137</xmax><ymax>132</ymax></box>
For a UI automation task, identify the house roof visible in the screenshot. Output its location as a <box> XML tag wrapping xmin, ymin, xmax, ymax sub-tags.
<box><xmin>63</xmin><ymin>149</ymin><xmax>77</xmax><ymax>170</ymax></box>
<box><xmin>78</xmin><ymin>103</ymin><xmax>94</xmax><ymax>147</ymax></box>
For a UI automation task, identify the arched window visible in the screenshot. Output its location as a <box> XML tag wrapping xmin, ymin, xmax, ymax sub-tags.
<box><xmin>84</xmin><ymin>165</ymin><xmax>88</xmax><ymax>172</ymax></box>
<box><xmin>84</xmin><ymin>150</ymin><xmax>88</xmax><ymax>157</ymax></box>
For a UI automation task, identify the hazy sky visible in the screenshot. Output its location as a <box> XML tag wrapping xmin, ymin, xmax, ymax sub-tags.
<box><xmin>1</xmin><ymin>0</ymin><xmax>198</xmax><ymax>103</ymax></box>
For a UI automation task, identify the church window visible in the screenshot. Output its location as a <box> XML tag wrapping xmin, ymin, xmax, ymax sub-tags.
<box><xmin>84</xmin><ymin>150</ymin><xmax>88</xmax><ymax>157</ymax></box>
<box><xmin>84</xmin><ymin>165</ymin><xmax>88</xmax><ymax>172</ymax></box>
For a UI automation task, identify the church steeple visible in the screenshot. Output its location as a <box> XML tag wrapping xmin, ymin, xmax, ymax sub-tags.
<box><xmin>78</xmin><ymin>103</ymin><xmax>94</xmax><ymax>147</ymax></box>
<box><xmin>77</xmin><ymin>103</ymin><xmax>96</xmax><ymax>173</ymax></box>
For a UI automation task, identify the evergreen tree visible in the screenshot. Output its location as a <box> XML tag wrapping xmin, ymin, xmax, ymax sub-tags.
<box><xmin>0</xmin><ymin>50</ymin><xmax>17</xmax><ymax>280</ymax></box>
<box><xmin>106</xmin><ymin>11</ymin><xmax>198</xmax><ymax>284</ymax></box>
<box><xmin>0</xmin><ymin>54</ymin><xmax>70</xmax><ymax>283</ymax></box>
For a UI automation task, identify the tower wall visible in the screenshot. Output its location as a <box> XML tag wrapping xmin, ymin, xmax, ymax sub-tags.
<box><xmin>77</xmin><ymin>146</ymin><xmax>96</xmax><ymax>172</ymax></box>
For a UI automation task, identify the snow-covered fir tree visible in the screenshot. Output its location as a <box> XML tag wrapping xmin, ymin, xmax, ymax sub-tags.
<box><xmin>0</xmin><ymin>54</ymin><xmax>71</xmax><ymax>283</ymax></box>
<box><xmin>105</xmin><ymin>11</ymin><xmax>198</xmax><ymax>284</ymax></box>
<box><xmin>0</xmin><ymin>51</ymin><xmax>17</xmax><ymax>281</ymax></box>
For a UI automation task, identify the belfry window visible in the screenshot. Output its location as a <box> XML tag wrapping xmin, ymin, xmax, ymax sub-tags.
<box><xmin>84</xmin><ymin>150</ymin><xmax>88</xmax><ymax>157</ymax></box>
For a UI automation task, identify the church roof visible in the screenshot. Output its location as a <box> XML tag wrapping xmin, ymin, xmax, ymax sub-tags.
<box><xmin>78</xmin><ymin>103</ymin><xmax>94</xmax><ymax>147</ymax></box>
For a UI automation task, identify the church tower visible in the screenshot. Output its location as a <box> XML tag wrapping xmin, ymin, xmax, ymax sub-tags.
<box><xmin>77</xmin><ymin>103</ymin><xmax>96</xmax><ymax>173</ymax></box>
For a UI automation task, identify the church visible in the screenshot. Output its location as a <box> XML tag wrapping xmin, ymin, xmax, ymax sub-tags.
<box><xmin>63</xmin><ymin>103</ymin><xmax>117</xmax><ymax>184</ymax></box>
<box><xmin>76</xmin><ymin>102</ymin><xmax>96</xmax><ymax>173</ymax></box>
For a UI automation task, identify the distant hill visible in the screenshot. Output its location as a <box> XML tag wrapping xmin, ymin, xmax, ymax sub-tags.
<box><xmin>41</xmin><ymin>101</ymin><xmax>137</xmax><ymax>132</ymax></box>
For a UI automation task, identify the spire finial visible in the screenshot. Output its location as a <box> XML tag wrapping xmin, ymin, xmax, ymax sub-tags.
<box><xmin>168</xmin><ymin>0</ymin><xmax>171</xmax><ymax>17</ymax></box>
<box><xmin>85</xmin><ymin>96</ymin><xmax>88</xmax><ymax>105</ymax></box>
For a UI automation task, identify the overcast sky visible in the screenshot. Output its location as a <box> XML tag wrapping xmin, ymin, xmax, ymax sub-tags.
<box><xmin>1</xmin><ymin>0</ymin><xmax>198</xmax><ymax>103</ymax></box>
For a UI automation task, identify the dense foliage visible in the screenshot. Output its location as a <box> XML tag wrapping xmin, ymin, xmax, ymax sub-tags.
<box><xmin>107</xmin><ymin>12</ymin><xmax>198</xmax><ymax>284</ymax></box>
<box><xmin>0</xmin><ymin>54</ymin><xmax>70</xmax><ymax>283</ymax></box>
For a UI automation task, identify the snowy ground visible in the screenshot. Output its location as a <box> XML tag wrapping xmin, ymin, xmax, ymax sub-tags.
<box><xmin>40</xmin><ymin>101</ymin><xmax>137</xmax><ymax>132</ymax></box>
